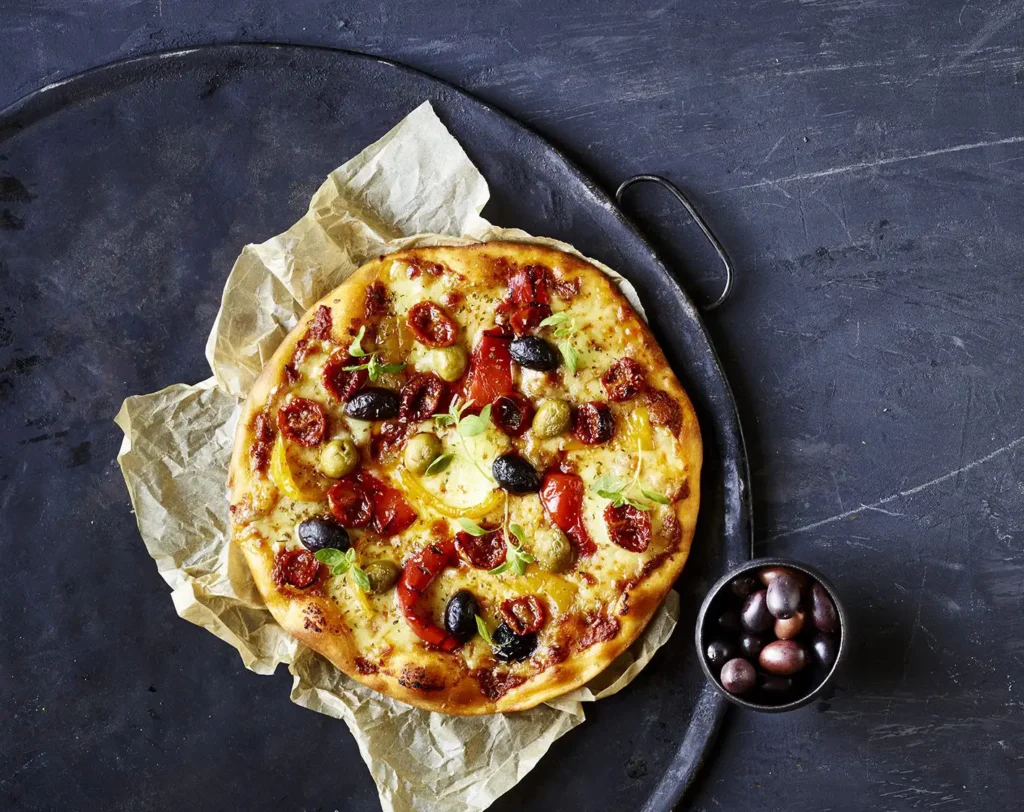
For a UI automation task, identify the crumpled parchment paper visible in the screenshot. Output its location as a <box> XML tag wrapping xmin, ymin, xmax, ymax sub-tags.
<box><xmin>115</xmin><ymin>101</ymin><xmax>679</xmax><ymax>812</ymax></box>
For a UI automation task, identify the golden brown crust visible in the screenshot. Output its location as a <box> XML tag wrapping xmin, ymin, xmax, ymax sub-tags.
<box><xmin>228</xmin><ymin>242</ymin><xmax>702</xmax><ymax>715</ymax></box>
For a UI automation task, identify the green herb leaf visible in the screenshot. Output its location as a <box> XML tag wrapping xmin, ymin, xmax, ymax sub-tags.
<box><xmin>641</xmin><ymin>488</ymin><xmax>670</xmax><ymax>505</ymax></box>
<box><xmin>625</xmin><ymin>497</ymin><xmax>651</xmax><ymax>512</ymax></box>
<box><xmin>457</xmin><ymin>517</ymin><xmax>489</xmax><ymax>536</ymax></box>
<box><xmin>314</xmin><ymin>548</ymin><xmax>346</xmax><ymax>568</ymax></box>
<box><xmin>424</xmin><ymin>452</ymin><xmax>455</xmax><ymax>476</ymax></box>
<box><xmin>345</xmin><ymin>548</ymin><xmax>357</xmax><ymax>562</ymax></box>
<box><xmin>459</xmin><ymin>403</ymin><xmax>491</xmax><ymax>437</ymax></box>
<box><xmin>342</xmin><ymin>361</ymin><xmax>370</xmax><ymax>372</ymax></box>
<box><xmin>539</xmin><ymin>312</ymin><xmax>570</xmax><ymax>328</ymax></box>
<box><xmin>434</xmin><ymin>413</ymin><xmax>457</xmax><ymax>428</ymax></box>
<box><xmin>350</xmin><ymin>566</ymin><xmax>371</xmax><ymax>592</ymax></box>
<box><xmin>511</xmin><ymin>555</ymin><xmax>529</xmax><ymax>576</ymax></box>
<box><xmin>508</xmin><ymin>523</ymin><xmax>526</xmax><ymax>544</ymax></box>
<box><xmin>559</xmin><ymin>340</ymin><xmax>579</xmax><ymax>373</ymax></box>
<box><xmin>475</xmin><ymin>614</ymin><xmax>495</xmax><ymax>646</ymax></box>
<box><xmin>592</xmin><ymin>476</ymin><xmax>628</xmax><ymax>495</ymax></box>
<box><xmin>489</xmin><ymin>560</ymin><xmax>512</xmax><ymax>575</ymax></box>
<box><xmin>348</xmin><ymin>325</ymin><xmax>369</xmax><ymax>357</ymax></box>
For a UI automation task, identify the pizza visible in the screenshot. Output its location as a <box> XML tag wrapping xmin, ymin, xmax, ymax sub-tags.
<box><xmin>227</xmin><ymin>241</ymin><xmax>702</xmax><ymax>714</ymax></box>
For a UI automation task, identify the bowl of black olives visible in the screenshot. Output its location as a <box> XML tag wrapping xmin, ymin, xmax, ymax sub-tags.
<box><xmin>695</xmin><ymin>558</ymin><xmax>846</xmax><ymax>712</ymax></box>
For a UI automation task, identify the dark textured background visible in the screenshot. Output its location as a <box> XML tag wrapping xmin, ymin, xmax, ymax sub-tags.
<box><xmin>3</xmin><ymin>2</ymin><xmax>1023</xmax><ymax>810</ymax></box>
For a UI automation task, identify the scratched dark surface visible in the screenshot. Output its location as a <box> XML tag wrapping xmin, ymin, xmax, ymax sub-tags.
<box><xmin>2</xmin><ymin>2</ymin><xmax>1023</xmax><ymax>811</ymax></box>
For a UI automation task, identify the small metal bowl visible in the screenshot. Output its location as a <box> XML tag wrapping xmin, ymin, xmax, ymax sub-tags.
<box><xmin>695</xmin><ymin>557</ymin><xmax>848</xmax><ymax>712</ymax></box>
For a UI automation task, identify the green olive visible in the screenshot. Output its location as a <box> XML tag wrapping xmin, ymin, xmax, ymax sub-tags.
<box><xmin>405</xmin><ymin>432</ymin><xmax>442</xmax><ymax>474</ymax></box>
<box><xmin>318</xmin><ymin>438</ymin><xmax>359</xmax><ymax>478</ymax></box>
<box><xmin>432</xmin><ymin>345</ymin><xmax>468</xmax><ymax>382</ymax></box>
<box><xmin>532</xmin><ymin>399</ymin><xmax>571</xmax><ymax>439</ymax></box>
<box><xmin>535</xmin><ymin>528</ymin><xmax>573</xmax><ymax>573</ymax></box>
<box><xmin>363</xmin><ymin>560</ymin><xmax>400</xmax><ymax>594</ymax></box>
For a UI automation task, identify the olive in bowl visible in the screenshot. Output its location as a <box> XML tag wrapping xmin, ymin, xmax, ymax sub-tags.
<box><xmin>695</xmin><ymin>558</ymin><xmax>846</xmax><ymax>712</ymax></box>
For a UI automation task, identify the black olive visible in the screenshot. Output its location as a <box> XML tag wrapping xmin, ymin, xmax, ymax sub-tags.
<box><xmin>740</xmin><ymin>590</ymin><xmax>773</xmax><ymax>633</ymax></box>
<box><xmin>706</xmin><ymin>639</ymin><xmax>738</xmax><ymax>669</ymax></box>
<box><xmin>739</xmin><ymin>633</ymin><xmax>768</xmax><ymax>659</ymax></box>
<box><xmin>492</xmin><ymin>453</ymin><xmax>541</xmax><ymax>494</ymax></box>
<box><xmin>297</xmin><ymin>516</ymin><xmax>349</xmax><ymax>552</ymax></box>
<box><xmin>343</xmin><ymin>387</ymin><xmax>400</xmax><ymax>420</ymax></box>
<box><xmin>719</xmin><ymin>658</ymin><xmax>756</xmax><ymax>694</ymax></box>
<box><xmin>492</xmin><ymin>622</ymin><xmax>537</xmax><ymax>662</ymax></box>
<box><xmin>729</xmin><ymin>574</ymin><xmax>759</xmax><ymax>598</ymax></box>
<box><xmin>444</xmin><ymin>590</ymin><xmax>479</xmax><ymax>644</ymax></box>
<box><xmin>811</xmin><ymin>584</ymin><xmax>840</xmax><ymax>633</ymax></box>
<box><xmin>717</xmin><ymin>610</ymin><xmax>740</xmax><ymax>632</ymax></box>
<box><xmin>766</xmin><ymin>573</ymin><xmax>803</xmax><ymax>619</ymax></box>
<box><xmin>812</xmin><ymin>633</ymin><xmax>839</xmax><ymax>668</ymax></box>
<box><xmin>509</xmin><ymin>336</ymin><xmax>561</xmax><ymax>371</ymax></box>
<box><xmin>759</xmin><ymin>675</ymin><xmax>795</xmax><ymax>698</ymax></box>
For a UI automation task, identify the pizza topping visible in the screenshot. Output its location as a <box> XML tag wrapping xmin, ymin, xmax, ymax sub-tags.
<box><xmin>399</xmin><ymin>373</ymin><xmax>448</xmax><ymax>422</ymax></box>
<box><xmin>492</xmin><ymin>453</ymin><xmax>541</xmax><ymax>494</ymax></box>
<box><xmin>501</xmin><ymin>595</ymin><xmax>546</xmax><ymax>635</ymax></box>
<box><xmin>643</xmin><ymin>389</ymin><xmax>683</xmax><ymax>436</ymax></box>
<box><xmin>345</xmin><ymin>325</ymin><xmax>407</xmax><ymax>382</ymax></box>
<box><xmin>364</xmin><ymin>280</ymin><xmax>390</xmax><ymax>318</ymax></box>
<box><xmin>464</xmin><ymin>329</ymin><xmax>513</xmax><ymax>406</ymax></box>
<box><xmin>492</xmin><ymin>622</ymin><xmax>538</xmax><ymax>663</ymax></box>
<box><xmin>491</xmin><ymin>394</ymin><xmax>534</xmax><ymax>437</ymax></box>
<box><xmin>578</xmin><ymin>614</ymin><xmax>621</xmax><ymax>650</ymax></box>
<box><xmin>328</xmin><ymin>477</ymin><xmax>374</xmax><ymax>528</ymax></box>
<box><xmin>489</xmin><ymin>522</ymin><xmax>536</xmax><ymax>576</ymax></box>
<box><xmin>602</xmin><ymin>358</ymin><xmax>646</xmax><ymax>402</ymax></box>
<box><xmin>297</xmin><ymin>516</ymin><xmax>350</xmax><ymax>553</ymax></box>
<box><xmin>277</xmin><ymin>398</ymin><xmax>327</xmax><ymax>447</ymax></box>
<box><xmin>434</xmin><ymin>399</ymin><xmax>498</xmax><ymax>484</ymax></box>
<box><xmin>455</xmin><ymin>524</ymin><xmax>507</xmax><ymax>570</ymax></box>
<box><xmin>361</xmin><ymin>560</ymin><xmax>400</xmax><ymax>594</ymax></box>
<box><xmin>344</xmin><ymin>387</ymin><xmax>401</xmax><ymax>421</ymax></box>
<box><xmin>431</xmin><ymin>345</ymin><xmax>469</xmax><ymax>382</ymax></box>
<box><xmin>604</xmin><ymin>502</ymin><xmax>652</xmax><ymax>553</ymax></box>
<box><xmin>509</xmin><ymin>336</ymin><xmax>561</xmax><ymax>371</ymax></box>
<box><xmin>368</xmin><ymin>476</ymin><xmax>418</xmax><ymax>536</ymax></box>
<box><xmin>571</xmin><ymin>401</ymin><xmax>615</xmax><ymax>445</ymax></box>
<box><xmin>444</xmin><ymin>590</ymin><xmax>481</xmax><ymax>644</ymax></box>
<box><xmin>270</xmin><ymin>436</ymin><xmax>327</xmax><ymax>502</ymax></box>
<box><xmin>509</xmin><ymin>304</ymin><xmax>552</xmax><ymax>335</ymax></box>
<box><xmin>249</xmin><ymin>411</ymin><xmax>275</xmax><ymax>473</ymax></box>
<box><xmin>534</xmin><ymin>528</ymin><xmax>573</xmax><ymax>573</ymax></box>
<box><xmin>273</xmin><ymin>549</ymin><xmax>321</xmax><ymax>589</ymax></box>
<box><xmin>500</xmin><ymin>265</ymin><xmax>552</xmax><ymax>335</ymax></box>
<box><xmin>397</xmin><ymin>539</ymin><xmax>463</xmax><ymax>651</ymax></box>
<box><xmin>538</xmin><ymin>312</ymin><xmax>581</xmax><ymax>373</ymax></box>
<box><xmin>318</xmin><ymin>437</ymin><xmax>360</xmax><ymax>478</ymax></box>
<box><xmin>531</xmin><ymin>398</ymin><xmax>571</xmax><ymax>439</ymax></box>
<box><xmin>307</xmin><ymin>304</ymin><xmax>333</xmax><ymax>341</ymax></box>
<box><xmin>404</xmin><ymin>432</ymin><xmax>443</xmax><ymax>474</ymax></box>
<box><xmin>323</xmin><ymin>354</ymin><xmax>368</xmax><ymax>401</ymax></box>
<box><xmin>407</xmin><ymin>301</ymin><xmax>458</xmax><ymax>347</ymax></box>
<box><xmin>540</xmin><ymin>471</ymin><xmax>597</xmax><ymax>557</ymax></box>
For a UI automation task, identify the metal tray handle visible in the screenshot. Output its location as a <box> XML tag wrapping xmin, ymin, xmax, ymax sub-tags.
<box><xmin>615</xmin><ymin>174</ymin><xmax>735</xmax><ymax>311</ymax></box>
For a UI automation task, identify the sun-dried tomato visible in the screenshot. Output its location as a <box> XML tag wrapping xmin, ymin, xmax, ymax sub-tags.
<box><xmin>604</xmin><ymin>503</ymin><xmax>652</xmax><ymax>553</ymax></box>
<box><xmin>571</xmin><ymin>402</ymin><xmax>615</xmax><ymax>445</ymax></box>
<box><xmin>644</xmin><ymin>389</ymin><xmax>682</xmax><ymax>436</ymax></box>
<box><xmin>307</xmin><ymin>304</ymin><xmax>333</xmax><ymax>341</ymax></box>
<box><xmin>455</xmin><ymin>527</ymin><xmax>507</xmax><ymax>570</ymax></box>
<box><xmin>274</xmin><ymin>549</ymin><xmax>321</xmax><ymax>588</ymax></box>
<box><xmin>509</xmin><ymin>303</ymin><xmax>552</xmax><ymax>335</ymax></box>
<box><xmin>507</xmin><ymin>265</ymin><xmax>550</xmax><ymax>307</ymax></box>
<box><xmin>491</xmin><ymin>394</ymin><xmax>534</xmax><ymax>437</ymax></box>
<box><xmin>277</xmin><ymin>398</ymin><xmax>327</xmax><ymax>447</ymax></box>
<box><xmin>399</xmin><ymin>373</ymin><xmax>448</xmax><ymax>422</ymax></box>
<box><xmin>323</xmin><ymin>353</ymin><xmax>367</xmax><ymax>401</ymax></box>
<box><xmin>407</xmin><ymin>302</ymin><xmax>457</xmax><ymax>347</ymax></box>
<box><xmin>602</xmin><ymin>358</ymin><xmax>646</xmax><ymax>402</ymax></box>
<box><xmin>500</xmin><ymin>595</ymin><xmax>546</xmax><ymax>635</ymax></box>
<box><xmin>328</xmin><ymin>477</ymin><xmax>374</xmax><ymax>528</ymax></box>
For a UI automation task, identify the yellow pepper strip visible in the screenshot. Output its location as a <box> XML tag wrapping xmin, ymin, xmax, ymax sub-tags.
<box><xmin>270</xmin><ymin>435</ymin><xmax>328</xmax><ymax>502</ymax></box>
<box><xmin>395</xmin><ymin>466</ymin><xmax>502</xmax><ymax>520</ymax></box>
<box><xmin>519</xmin><ymin>571</ymin><xmax>578</xmax><ymax>615</ymax></box>
<box><xmin>621</xmin><ymin>405</ymin><xmax>654</xmax><ymax>451</ymax></box>
<box><xmin>347</xmin><ymin>548</ymin><xmax>375</xmax><ymax>616</ymax></box>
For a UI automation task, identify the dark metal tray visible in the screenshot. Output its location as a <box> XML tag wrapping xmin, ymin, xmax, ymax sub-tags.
<box><xmin>0</xmin><ymin>44</ymin><xmax>750</xmax><ymax>812</ymax></box>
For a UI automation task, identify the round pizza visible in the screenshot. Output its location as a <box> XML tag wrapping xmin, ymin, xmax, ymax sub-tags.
<box><xmin>227</xmin><ymin>241</ymin><xmax>702</xmax><ymax>714</ymax></box>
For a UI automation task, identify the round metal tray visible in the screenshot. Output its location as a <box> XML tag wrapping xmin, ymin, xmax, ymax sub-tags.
<box><xmin>0</xmin><ymin>44</ymin><xmax>750</xmax><ymax>811</ymax></box>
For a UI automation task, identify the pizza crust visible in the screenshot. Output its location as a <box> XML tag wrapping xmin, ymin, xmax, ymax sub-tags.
<box><xmin>228</xmin><ymin>242</ymin><xmax>702</xmax><ymax>714</ymax></box>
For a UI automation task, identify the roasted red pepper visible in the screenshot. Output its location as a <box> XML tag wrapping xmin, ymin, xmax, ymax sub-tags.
<box><xmin>539</xmin><ymin>471</ymin><xmax>596</xmax><ymax>557</ymax></box>
<box><xmin>397</xmin><ymin>539</ymin><xmax>462</xmax><ymax>651</ymax></box>
<box><xmin>463</xmin><ymin>328</ymin><xmax>513</xmax><ymax>407</ymax></box>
